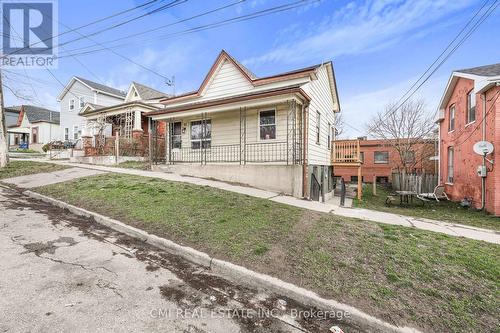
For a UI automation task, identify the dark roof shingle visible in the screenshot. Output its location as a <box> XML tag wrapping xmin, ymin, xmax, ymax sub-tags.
<box><xmin>456</xmin><ymin>63</ymin><xmax>500</xmax><ymax>77</ymax></box>
<box><xmin>133</xmin><ymin>82</ymin><xmax>170</xmax><ymax>100</ymax></box>
<box><xmin>23</xmin><ymin>105</ymin><xmax>60</xmax><ymax>124</ymax></box>
<box><xmin>75</xmin><ymin>76</ymin><xmax>126</xmax><ymax>97</ymax></box>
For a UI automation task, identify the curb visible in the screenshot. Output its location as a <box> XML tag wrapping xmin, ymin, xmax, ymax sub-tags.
<box><xmin>24</xmin><ymin>189</ymin><xmax>420</xmax><ymax>333</ymax></box>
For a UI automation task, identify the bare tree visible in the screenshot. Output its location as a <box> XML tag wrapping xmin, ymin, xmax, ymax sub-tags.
<box><xmin>367</xmin><ymin>99</ymin><xmax>436</xmax><ymax>172</ymax></box>
<box><xmin>333</xmin><ymin>112</ymin><xmax>345</xmax><ymax>139</ymax></box>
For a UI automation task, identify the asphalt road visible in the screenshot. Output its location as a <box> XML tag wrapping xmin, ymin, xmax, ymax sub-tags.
<box><xmin>0</xmin><ymin>186</ymin><xmax>360</xmax><ymax>333</ymax></box>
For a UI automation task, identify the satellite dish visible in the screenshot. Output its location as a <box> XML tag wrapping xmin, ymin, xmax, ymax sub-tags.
<box><xmin>473</xmin><ymin>141</ymin><xmax>494</xmax><ymax>155</ymax></box>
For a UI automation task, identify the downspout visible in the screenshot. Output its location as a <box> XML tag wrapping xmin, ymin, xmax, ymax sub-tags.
<box><xmin>302</xmin><ymin>104</ymin><xmax>309</xmax><ymax>198</ymax></box>
<box><xmin>480</xmin><ymin>92</ymin><xmax>487</xmax><ymax>210</ymax></box>
<box><xmin>437</xmin><ymin>124</ymin><xmax>440</xmax><ymax>181</ymax></box>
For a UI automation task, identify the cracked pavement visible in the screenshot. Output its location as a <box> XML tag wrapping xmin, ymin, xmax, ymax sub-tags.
<box><xmin>0</xmin><ymin>186</ymin><xmax>359</xmax><ymax>333</ymax></box>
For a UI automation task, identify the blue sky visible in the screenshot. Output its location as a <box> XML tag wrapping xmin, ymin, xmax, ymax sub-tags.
<box><xmin>4</xmin><ymin>0</ymin><xmax>500</xmax><ymax>137</ymax></box>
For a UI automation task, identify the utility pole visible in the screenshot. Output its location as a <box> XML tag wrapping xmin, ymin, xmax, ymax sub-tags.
<box><xmin>0</xmin><ymin>68</ymin><xmax>8</xmax><ymax>168</ymax></box>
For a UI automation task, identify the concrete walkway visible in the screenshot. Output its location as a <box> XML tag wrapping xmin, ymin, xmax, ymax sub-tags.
<box><xmin>2</xmin><ymin>167</ymin><xmax>106</xmax><ymax>188</ymax></box>
<box><xmin>8</xmin><ymin>158</ymin><xmax>500</xmax><ymax>245</ymax></box>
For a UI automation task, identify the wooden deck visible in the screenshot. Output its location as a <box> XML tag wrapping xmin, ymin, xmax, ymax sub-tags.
<box><xmin>331</xmin><ymin>139</ymin><xmax>363</xmax><ymax>199</ymax></box>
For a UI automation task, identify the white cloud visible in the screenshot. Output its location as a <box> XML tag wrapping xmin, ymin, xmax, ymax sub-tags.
<box><xmin>244</xmin><ymin>0</ymin><xmax>476</xmax><ymax>66</ymax></box>
<box><xmin>340</xmin><ymin>74</ymin><xmax>448</xmax><ymax>137</ymax></box>
<box><xmin>103</xmin><ymin>40</ymin><xmax>201</xmax><ymax>95</ymax></box>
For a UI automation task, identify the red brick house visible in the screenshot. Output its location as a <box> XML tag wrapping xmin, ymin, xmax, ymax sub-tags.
<box><xmin>334</xmin><ymin>138</ymin><xmax>436</xmax><ymax>183</ymax></box>
<box><xmin>437</xmin><ymin>63</ymin><xmax>500</xmax><ymax>215</ymax></box>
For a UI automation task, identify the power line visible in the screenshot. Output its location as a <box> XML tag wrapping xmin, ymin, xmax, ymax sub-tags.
<box><xmin>15</xmin><ymin>2</ymin><xmax>178</xmax><ymax>81</ymax></box>
<box><xmin>58</xmin><ymin>0</ymin><xmax>187</xmax><ymax>48</ymax></box>
<box><xmin>375</xmin><ymin>0</ymin><xmax>498</xmax><ymax>127</ymax></box>
<box><xmin>2</xmin><ymin>0</ymin><xmax>164</xmax><ymax>57</ymax></box>
<box><xmin>58</xmin><ymin>0</ymin><xmax>245</xmax><ymax>56</ymax></box>
<box><xmin>57</xmin><ymin>0</ymin><xmax>320</xmax><ymax>59</ymax></box>
<box><xmin>391</xmin><ymin>0</ymin><xmax>492</xmax><ymax>109</ymax></box>
<box><xmin>2</xmin><ymin>14</ymin><xmax>84</xmax><ymax>105</ymax></box>
<box><xmin>455</xmin><ymin>90</ymin><xmax>500</xmax><ymax>147</ymax></box>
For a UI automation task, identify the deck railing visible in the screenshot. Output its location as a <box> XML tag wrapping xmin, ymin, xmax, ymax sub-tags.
<box><xmin>331</xmin><ymin>139</ymin><xmax>361</xmax><ymax>164</ymax></box>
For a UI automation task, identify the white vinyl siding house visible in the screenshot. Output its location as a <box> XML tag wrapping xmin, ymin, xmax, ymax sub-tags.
<box><xmin>150</xmin><ymin>50</ymin><xmax>340</xmax><ymax>200</ymax></box>
<box><xmin>58</xmin><ymin>77</ymin><xmax>125</xmax><ymax>144</ymax></box>
<box><xmin>203</xmin><ymin>60</ymin><xmax>254</xmax><ymax>100</ymax></box>
<box><xmin>301</xmin><ymin>64</ymin><xmax>338</xmax><ymax>166</ymax></box>
<box><xmin>7</xmin><ymin>105</ymin><xmax>60</xmax><ymax>151</ymax></box>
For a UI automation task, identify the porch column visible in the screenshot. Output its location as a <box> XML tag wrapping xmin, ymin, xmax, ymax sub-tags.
<box><xmin>132</xmin><ymin>110</ymin><xmax>143</xmax><ymax>139</ymax></box>
<box><xmin>133</xmin><ymin>110</ymin><xmax>143</xmax><ymax>132</ymax></box>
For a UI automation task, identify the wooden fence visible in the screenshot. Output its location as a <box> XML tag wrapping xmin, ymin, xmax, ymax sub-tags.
<box><xmin>391</xmin><ymin>172</ymin><xmax>438</xmax><ymax>194</ymax></box>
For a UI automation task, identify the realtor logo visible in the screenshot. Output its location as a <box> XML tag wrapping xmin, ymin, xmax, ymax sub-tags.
<box><xmin>1</xmin><ymin>0</ymin><xmax>58</xmax><ymax>68</ymax></box>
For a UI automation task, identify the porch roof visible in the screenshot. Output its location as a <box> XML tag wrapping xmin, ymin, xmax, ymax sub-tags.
<box><xmin>148</xmin><ymin>85</ymin><xmax>310</xmax><ymax>120</ymax></box>
<box><xmin>80</xmin><ymin>101</ymin><xmax>158</xmax><ymax>118</ymax></box>
<box><xmin>7</xmin><ymin>127</ymin><xmax>30</xmax><ymax>134</ymax></box>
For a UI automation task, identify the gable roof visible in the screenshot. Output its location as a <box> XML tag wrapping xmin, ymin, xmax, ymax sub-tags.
<box><xmin>57</xmin><ymin>76</ymin><xmax>126</xmax><ymax>100</ymax></box>
<box><xmin>130</xmin><ymin>82</ymin><xmax>170</xmax><ymax>100</ymax></box>
<box><xmin>437</xmin><ymin>62</ymin><xmax>500</xmax><ymax>120</ymax></box>
<box><xmin>456</xmin><ymin>63</ymin><xmax>500</xmax><ymax>77</ymax></box>
<box><xmin>19</xmin><ymin>105</ymin><xmax>60</xmax><ymax>124</ymax></box>
<box><xmin>161</xmin><ymin>50</ymin><xmax>322</xmax><ymax>104</ymax></box>
<box><xmin>5</xmin><ymin>105</ymin><xmax>22</xmax><ymax>113</ymax></box>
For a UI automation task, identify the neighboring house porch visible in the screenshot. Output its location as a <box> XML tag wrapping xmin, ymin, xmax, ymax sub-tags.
<box><xmin>79</xmin><ymin>81</ymin><xmax>171</xmax><ymax>159</ymax></box>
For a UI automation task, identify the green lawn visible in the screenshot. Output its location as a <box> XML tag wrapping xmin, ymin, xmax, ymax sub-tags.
<box><xmin>35</xmin><ymin>173</ymin><xmax>500</xmax><ymax>333</ymax></box>
<box><xmin>115</xmin><ymin>160</ymin><xmax>150</xmax><ymax>170</ymax></box>
<box><xmin>354</xmin><ymin>184</ymin><xmax>500</xmax><ymax>231</ymax></box>
<box><xmin>0</xmin><ymin>160</ymin><xmax>69</xmax><ymax>180</ymax></box>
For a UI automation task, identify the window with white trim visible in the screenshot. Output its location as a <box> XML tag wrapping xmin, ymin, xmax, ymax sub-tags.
<box><xmin>69</xmin><ymin>99</ymin><xmax>75</xmax><ymax>111</ymax></box>
<box><xmin>448</xmin><ymin>105</ymin><xmax>455</xmax><ymax>131</ymax></box>
<box><xmin>447</xmin><ymin>147</ymin><xmax>454</xmax><ymax>184</ymax></box>
<box><xmin>73</xmin><ymin>125</ymin><xmax>79</xmax><ymax>140</ymax></box>
<box><xmin>79</xmin><ymin>96</ymin><xmax>85</xmax><ymax>108</ymax></box>
<box><xmin>64</xmin><ymin>128</ymin><xmax>69</xmax><ymax>141</ymax></box>
<box><xmin>190</xmin><ymin>120</ymin><xmax>211</xmax><ymax>149</ymax></box>
<box><xmin>259</xmin><ymin>110</ymin><xmax>276</xmax><ymax>140</ymax></box>
<box><xmin>466</xmin><ymin>90</ymin><xmax>476</xmax><ymax>123</ymax></box>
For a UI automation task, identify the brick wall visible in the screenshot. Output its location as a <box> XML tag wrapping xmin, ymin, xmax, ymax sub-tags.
<box><xmin>439</xmin><ymin>77</ymin><xmax>499</xmax><ymax>215</ymax></box>
<box><xmin>334</xmin><ymin>139</ymin><xmax>437</xmax><ymax>183</ymax></box>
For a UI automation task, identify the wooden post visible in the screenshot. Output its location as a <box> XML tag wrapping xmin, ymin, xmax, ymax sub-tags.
<box><xmin>373</xmin><ymin>175</ymin><xmax>377</xmax><ymax>196</ymax></box>
<box><xmin>148</xmin><ymin>122</ymin><xmax>153</xmax><ymax>169</ymax></box>
<box><xmin>357</xmin><ymin>165</ymin><xmax>362</xmax><ymax>200</ymax></box>
<box><xmin>114</xmin><ymin>131</ymin><xmax>119</xmax><ymax>164</ymax></box>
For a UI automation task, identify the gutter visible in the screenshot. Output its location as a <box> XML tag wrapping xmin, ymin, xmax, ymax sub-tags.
<box><xmin>302</xmin><ymin>104</ymin><xmax>309</xmax><ymax>198</ymax></box>
<box><xmin>480</xmin><ymin>92</ymin><xmax>487</xmax><ymax>210</ymax></box>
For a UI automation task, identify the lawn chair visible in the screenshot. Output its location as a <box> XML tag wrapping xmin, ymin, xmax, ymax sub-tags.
<box><xmin>417</xmin><ymin>185</ymin><xmax>449</xmax><ymax>202</ymax></box>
